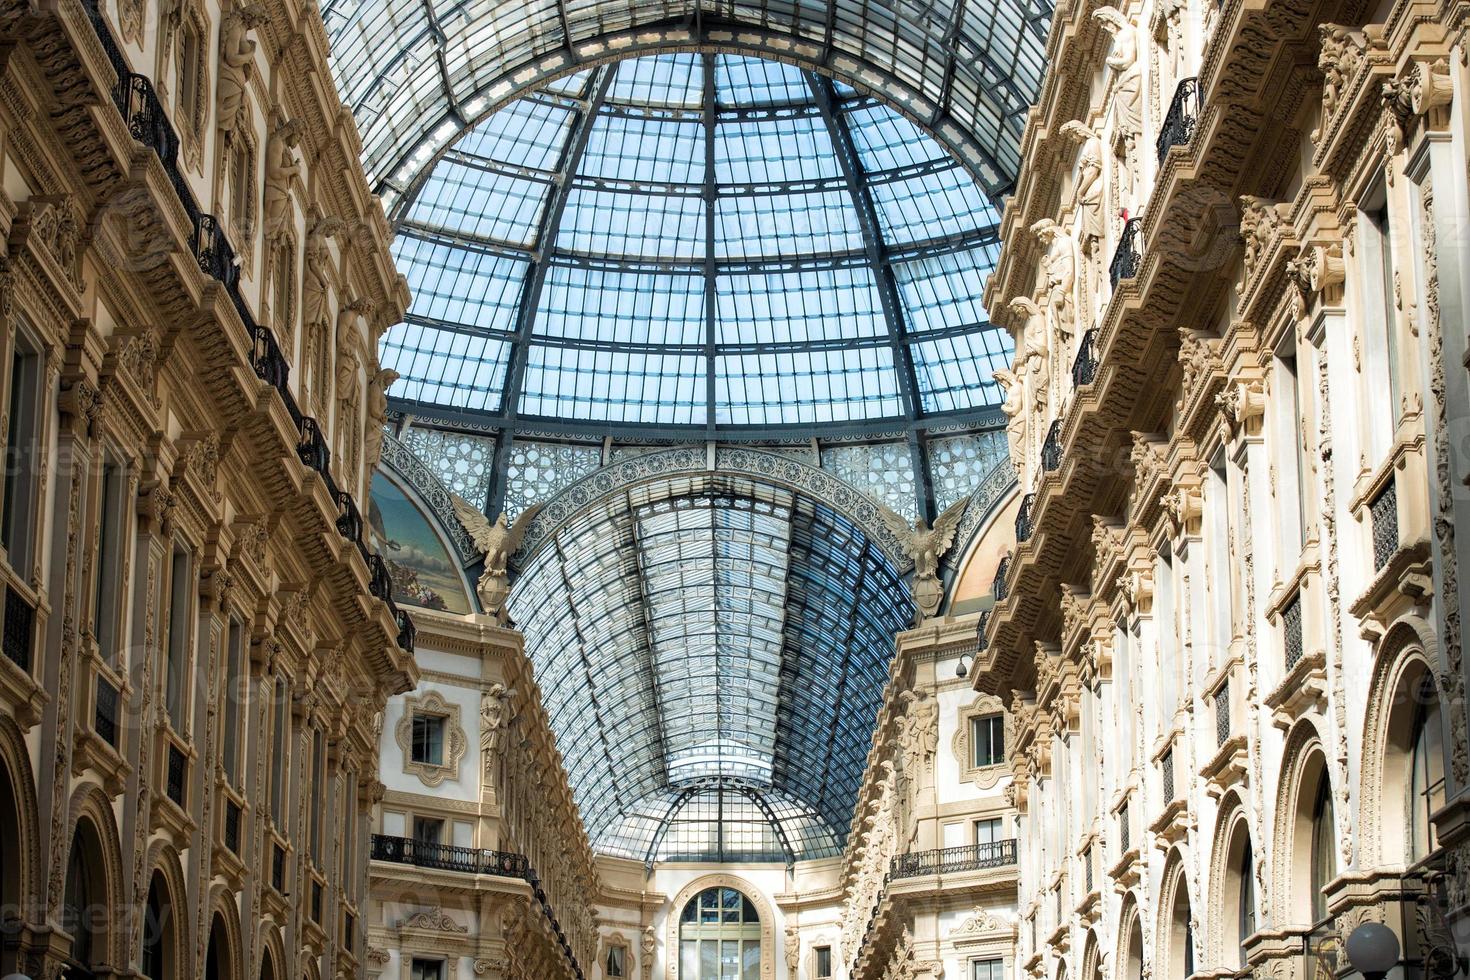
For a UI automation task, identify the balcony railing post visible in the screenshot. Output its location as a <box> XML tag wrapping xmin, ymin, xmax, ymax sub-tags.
<box><xmin>1041</xmin><ymin>420</ymin><xmax>1063</xmax><ymax>473</ymax></box>
<box><xmin>1156</xmin><ymin>77</ymin><xmax>1200</xmax><ymax>162</ymax></box>
<box><xmin>1072</xmin><ymin>328</ymin><xmax>1099</xmax><ymax>388</ymax></box>
<box><xmin>1016</xmin><ymin>493</ymin><xmax>1036</xmax><ymax>543</ymax></box>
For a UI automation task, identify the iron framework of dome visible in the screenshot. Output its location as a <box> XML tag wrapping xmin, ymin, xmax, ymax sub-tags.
<box><xmin>376</xmin><ymin>54</ymin><xmax>1013</xmax><ymax>452</ymax></box>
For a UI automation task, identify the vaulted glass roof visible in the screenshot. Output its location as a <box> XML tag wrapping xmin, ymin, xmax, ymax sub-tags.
<box><xmin>378</xmin><ymin>53</ymin><xmax>1013</xmax><ymax>436</ymax></box>
<box><xmin>506</xmin><ymin>475</ymin><xmax>912</xmax><ymax>863</ymax></box>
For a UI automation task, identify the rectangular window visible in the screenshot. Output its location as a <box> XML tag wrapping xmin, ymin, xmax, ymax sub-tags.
<box><xmin>974</xmin><ymin>817</ymin><xmax>1003</xmax><ymax>846</ymax></box>
<box><xmin>972</xmin><ymin>714</ymin><xmax>1005</xmax><ymax>767</ymax></box>
<box><xmin>177</xmin><ymin>26</ymin><xmax>201</xmax><ymax>130</ymax></box>
<box><xmin>274</xmin><ymin>243</ymin><xmax>294</xmax><ymax>337</ymax></box>
<box><xmin>93</xmin><ymin>460</ymin><xmax>127</xmax><ymax>665</ymax></box>
<box><xmin>1156</xmin><ymin>545</ymin><xmax>1178</xmax><ymax>716</ymax></box>
<box><xmin>231</xmin><ymin>144</ymin><xmax>250</xmax><ymax>229</ymax></box>
<box><xmin>412</xmin><ymin>816</ymin><xmax>443</xmax><ymax>845</ymax></box>
<box><xmin>1363</xmin><ymin>183</ymin><xmax>1401</xmax><ymax>443</ymax></box>
<box><xmin>2</xmin><ymin>341</ymin><xmax>41</xmax><ymax>571</ymax></box>
<box><xmin>221</xmin><ymin>620</ymin><xmax>244</xmax><ymax>785</ymax></box>
<box><xmin>310</xmin><ymin>728</ymin><xmax>325</xmax><ymax>863</ymax></box>
<box><xmin>165</xmin><ymin>547</ymin><xmax>193</xmax><ymax>732</ymax></box>
<box><xmin>973</xmin><ymin>958</ymin><xmax>1005</xmax><ymax>980</ymax></box>
<box><xmin>1276</xmin><ymin>351</ymin><xmax>1308</xmax><ymax>548</ymax></box>
<box><xmin>269</xmin><ymin>674</ymin><xmax>288</xmax><ymax>827</ymax></box>
<box><xmin>1206</xmin><ymin>456</ymin><xmax>1233</xmax><ymax>663</ymax></box>
<box><xmin>411</xmin><ymin>714</ymin><xmax>445</xmax><ymax>765</ymax></box>
<box><xmin>607</xmin><ymin>946</ymin><xmax>627</xmax><ymax>977</ymax></box>
<box><xmin>815</xmin><ymin>946</ymin><xmax>832</xmax><ymax>978</ymax></box>
<box><xmin>410</xmin><ymin>959</ymin><xmax>443</xmax><ymax>980</ymax></box>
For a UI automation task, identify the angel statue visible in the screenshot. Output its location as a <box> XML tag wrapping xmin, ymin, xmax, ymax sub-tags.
<box><xmin>448</xmin><ymin>494</ymin><xmax>544</xmax><ymax>623</ymax></box>
<box><xmin>880</xmin><ymin>496</ymin><xmax>971</xmax><ymax>624</ymax></box>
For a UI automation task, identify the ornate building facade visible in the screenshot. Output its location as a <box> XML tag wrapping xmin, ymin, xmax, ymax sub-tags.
<box><xmin>979</xmin><ymin>0</ymin><xmax>1470</xmax><ymax>974</ymax></box>
<box><xmin>0</xmin><ymin>0</ymin><xmax>415</xmax><ymax>976</ymax></box>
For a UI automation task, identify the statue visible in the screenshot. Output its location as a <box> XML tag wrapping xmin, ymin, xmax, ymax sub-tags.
<box><xmin>362</xmin><ymin>367</ymin><xmax>397</xmax><ymax>472</ymax></box>
<box><xmin>1008</xmin><ymin>295</ymin><xmax>1049</xmax><ymax>419</ymax></box>
<box><xmin>1094</xmin><ymin>7</ymin><xmax>1142</xmax><ymax>134</ymax></box>
<box><xmin>784</xmin><ymin>930</ymin><xmax>799</xmax><ymax>980</ymax></box>
<box><xmin>335</xmin><ymin>296</ymin><xmax>374</xmax><ymax>407</ymax></box>
<box><xmin>641</xmin><ymin>926</ymin><xmax>656</xmax><ymax>980</ymax></box>
<box><xmin>880</xmin><ymin>496</ymin><xmax>971</xmax><ymax>624</ymax></box>
<box><xmin>217</xmin><ymin>5</ymin><xmax>267</xmax><ymax>136</ymax></box>
<box><xmin>995</xmin><ymin>366</ymin><xmax>1026</xmax><ymax>478</ymax></box>
<box><xmin>1061</xmin><ymin>121</ymin><xmax>1104</xmax><ymax>320</ymax></box>
<box><xmin>479</xmin><ymin>683</ymin><xmax>515</xmax><ymax>777</ymax></box>
<box><xmin>263</xmin><ymin>118</ymin><xmax>302</xmax><ymax>244</ymax></box>
<box><xmin>1031</xmin><ymin>218</ymin><xmax>1077</xmax><ymax>349</ymax></box>
<box><xmin>448</xmin><ymin>496</ymin><xmax>545</xmax><ymax>623</ymax></box>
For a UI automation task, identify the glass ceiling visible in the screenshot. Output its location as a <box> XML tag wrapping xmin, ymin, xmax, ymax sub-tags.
<box><xmin>506</xmin><ymin>476</ymin><xmax>911</xmax><ymax>863</ymax></box>
<box><xmin>378</xmin><ymin>53</ymin><xmax>1014</xmax><ymax>435</ymax></box>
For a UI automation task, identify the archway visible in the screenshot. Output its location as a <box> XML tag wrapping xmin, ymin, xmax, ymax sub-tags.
<box><xmin>666</xmin><ymin>876</ymin><xmax>775</xmax><ymax>980</ymax></box>
<box><xmin>1119</xmin><ymin>900</ymin><xmax>1144</xmax><ymax>980</ymax></box>
<box><xmin>61</xmin><ymin>816</ymin><xmax>113</xmax><ymax>977</ymax></box>
<box><xmin>1285</xmin><ymin>742</ymin><xmax>1337</xmax><ymax>926</ymax></box>
<box><xmin>0</xmin><ymin>714</ymin><xmax>40</xmax><ymax>973</ymax></box>
<box><xmin>1208</xmin><ymin>798</ymin><xmax>1257</xmax><ymax>970</ymax></box>
<box><xmin>142</xmin><ymin>870</ymin><xmax>177</xmax><ymax>980</ymax></box>
<box><xmin>1161</xmin><ymin>860</ymin><xmax>1194</xmax><ymax>980</ymax></box>
<box><xmin>204</xmin><ymin>909</ymin><xmax>237</xmax><ymax>980</ymax></box>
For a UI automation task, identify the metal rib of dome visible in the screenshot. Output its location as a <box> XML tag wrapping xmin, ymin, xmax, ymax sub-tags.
<box><xmin>380</xmin><ymin>54</ymin><xmax>1014</xmax><ymax>434</ymax></box>
<box><xmin>320</xmin><ymin>0</ymin><xmax>1052</xmax><ymax>202</ymax></box>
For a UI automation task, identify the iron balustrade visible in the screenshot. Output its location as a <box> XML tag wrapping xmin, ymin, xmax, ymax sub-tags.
<box><xmin>297</xmin><ymin>417</ymin><xmax>331</xmax><ymax>473</ymax></box>
<box><xmin>1370</xmin><ymin>480</ymin><xmax>1399</xmax><ymax>571</ymax></box>
<box><xmin>369</xmin><ymin>834</ymin><xmax>531</xmax><ymax>878</ymax></box>
<box><xmin>95</xmin><ymin>675</ymin><xmax>120</xmax><ymax>748</ymax></box>
<box><xmin>1073</xmin><ymin>328</ymin><xmax>1099</xmax><ymax>388</ymax></box>
<box><xmin>336</xmin><ymin>491</ymin><xmax>365</xmax><ymax>547</ymax></box>
<box><xmin>1110</xmin><ymin>218</ymin><xmax>1142</xmax><ymax>288</ymax></box>
<box><xmin>3</xmin><ymin>586</ymin><xmax>34</xmax><ymax>671</ymax></box>
<box><xmin>889</xmin><ymin>839</ymin><xmax>1018</xmax><ymax>879</ymax></box>
<box><xmin>976</xmin><ymin>609</ymin><xmax>991</xmax><ymax>652</ymax></box>
<box><xmin>1156</xmin><ymin>77</ymin><xmax>1201</xmax><ymax>162</ymax></box>
<box><xmin>119</xmin><ymin>74</ymin><xmax>180</xmax><ymax>168</ymax></box>
<box><xmin>395</xmin><ymin>609</ymin><xmax>417</xmax><ymax>654</ymax></box>
<box><xmin>1016</xmin><ymin>492</ymin><xmax>1036</xmax><ymax>543</ymax></box>
<box><xmin>193</xmin><ymin>214</ymin><xmax>240</xmax><ymax>290</ymax></box>
<box><xmin>1283</xmin><ymin>592</ymin><xmax>1304</xmax><ymax>670</ymax></box>
<box><xmin>1214</xmin><ymin>681</ymin><xmax>1231</xmax><ymax>747</ymax></box>
<box><xmin>367</xmin><ymin>555</ymin><xmax>394</xmax><ymax>603</ymax></box>
<box><xmin>992</xmin><ymin>554</ymin><xmax>1012</xmax><ymax>602</ymax></box>
<box><xmin>1041</xmin><ymin>420</ymin><xmax>1063</xmax><ymax>472</ymax></box>
<box><xmin>165</xmin><ymin>743</ymin><xmax>187</xmax><ymax>807</ymax></box>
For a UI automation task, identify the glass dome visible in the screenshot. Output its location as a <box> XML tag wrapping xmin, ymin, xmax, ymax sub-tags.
<box><xmin>380</xmin><ymin>53</ymin><xmax>1013</xmax><ymax>435</ymax></box>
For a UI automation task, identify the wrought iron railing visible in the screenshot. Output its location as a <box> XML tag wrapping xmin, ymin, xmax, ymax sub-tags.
<box><xmin>395</xmin><ymin>609</ymin><xmax>417</xmax><ymax>654</ymax></box>
<box><xmin>1119</xmin><ymin>802</ymin><xmax>1131</xmax><ymax>852</ymax></box>
<box><xmin>1160</xmin><ymin>749</ymin><xmax>1175</xmax><ymax>803</ymax></box>
<box><xmin>1283</xmin><ymin>592</ymin><xmax>1304</xmax><ymax>670</ymax></box>
<box><xmin>1016</xmin><ymin>492</ymin><xmax>1036</xmax><ymax>543</ymax></box>
<box><xmin>1110</xmin><ymin>218</ymin><xmax>1142</xmax><ymax>289</ymax></box>
<box><xmin>95</xmin><ymin>675</ymin><xmax>120</xmax><ymax>748</ymax></box>
<box><xmin>165</xmin><ymin>742</ymin><xmax>187</xmax><ymax>807</ymax></box>
<box><xmin>1370</xmin><ymin>480</ymin><xmax>1398</xmax><ymax>571</ymax></box>
<box><xmin>1084</xmin><ymin>845</ymin><xmax>1094</xmax><ymax>892</ymax></box>
<box><xmin>2</xmin><ymin>586</ymin><xmax>35</xmax><ymax>671</ymax></box>
<box><xmin>889</xmin><ymin>839</ymin><xmax>1018</xmax><ymax>879</ymax></box>
<box><xmin>1215</xmin><ymin>681</ymin><xmax>1231</xmax><ymax>747</ymax></box>
<box><xmin>1041</xmin><ymin>420</ymin><xmax>1063</xmax><ymax>473</ymax></box>
<box><xmin>297</xmin><ymin>417</ymin><xmax>330</xmax><ymax>473</ymax></box>
<box><xmin>1072</xmin><ymin>328</ymin><xmax>1099</xmax><ymax>388</ymax></box>
<box><xmin>1156</xmin><ymin>77</ymin><xmax>1200</xmax><ymax>162</ymax></box>
<box><xmin>976</xmin><ymin>609</ymin><xmax>991</xmax><ymax>652</ymax></box>
<box><xmin>370</xmin><ymin>834</ymin><xmax>531</xmax><ymax>878</ymax></box>
<box><xmin>992</xmin><ymin>554</ymin><xmax>1012</xmax><ymax>602</ymax></box>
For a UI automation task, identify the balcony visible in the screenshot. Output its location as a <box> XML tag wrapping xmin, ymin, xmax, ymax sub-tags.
<box><xmin>1016</xmin><ymin>493</ymin><xmax>1036</xmax><ymax>543</ymax></box>
<box><xmin>165</xmin><ymin>741</ymin><xmax>187</xmax><ymax>807</ymax></box>
<box><xmin>94</xmin><ymin>674</ymin><xmax>120</xmax><ymax>748</ymax></box>
<box><xmin>1109</xmin><ymin>218</ymin><xmax>1142</xmax><ymax>289</ymax></box>
<box><xmin>395</xmin><ymin>609</ymin><xmax>417</xmax><ymax>655</ymax></box>
<box><xmin>889</xmin><ymin>839</ymin><xmax>1017</xmax><ymax>879</ymax></box>
<box><xmin>1040</xmin><ymin>420</ymin><xmax>1063</xmax><ymax>473</ymax></box>
<box><xmin>2</xmin><ymin>586</ymin><xmax>35</xmax><ymax>672</ymax></box>
<box><xmin>1072</xmin><ymin>329</ymin><xmax>1099</xmax><ymax>388</ymax></box>
<box><xmin>1156</xmin><ymin>78</ymin><xmax>1201</xmax><ymax>162</ymax></box>
<box><xmin>992</xmin><ymin>554</ymin><xmax>1012</xmax><ymax>602</ymax></box>
<box><xmin>1282</xmin><ymin>591</ymin><xmax>1304</xmax><ymax>670</ymax></box>
<box><xmin>371</xmin><ymin>834</ymin><xmax>531</xmax><ymax>879</ymax></box>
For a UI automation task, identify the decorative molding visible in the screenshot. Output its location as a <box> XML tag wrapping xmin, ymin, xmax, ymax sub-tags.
<box><xmin>393</xmin><ymin>691</ymin><xmax>468</xmax><ymax>788</ymax></box>
<box><xmin>952</xmin><ymin>693</ymin><xmax>1015</xmax><ymax>790</ymax></box>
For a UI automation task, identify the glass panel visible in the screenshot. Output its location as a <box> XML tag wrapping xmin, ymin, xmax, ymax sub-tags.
<box><xmin>742</xmin><ymin>940</ymin><xmax>761</xmax><ymax>980</ymax></box>
<box><xmin>682</xmin><ymin>940</ymin><xmax>700</xmax><ymax>977</ymax></box>
<box><xmin>701</xmin><ymin>939</ymin><xmax>719</xmax><ymax>976</ymax></box>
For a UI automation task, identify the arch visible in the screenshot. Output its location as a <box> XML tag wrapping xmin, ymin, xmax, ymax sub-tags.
<box><xmin>1206</xmin><ymin>791</ymin><xmax>1259</xmax><ymax>970</ymax></box>
<box><xmin>1157</xmin><ymin>850</ymin><xmax>1196</xmax><ymax>980</ymax></box>
<box><xmin>257</xmin><ymin>921</ymin><xmax>286</xmax><ymax>980</ymax></box>
<box><xmin>1272</xmin><ymin>720</ymin><xmax>1337</xmax><ymax>927</ymax></box>
<box><xmin>0</xmin><ymin>712</ymin><xmax>41</xmax><ymax>937</ymax></box>
<box><xmin>665</xmin><ymin>875</ymin><xmax>775</xmax><ymax>980</ymax></box>
<box><xmin>61</xmin><ymin>784</ymin><xmax>126</xmax><ymax>973</ymax></box>
<box><xmin>141</xmin><ymin>840</ymin><xmax>191</xmax><ymax>980</ymax></box>
<box><xmin>322</xmin><ymin>11</ymin><xmax>1049</xmax><ymax>203</ymax></box>
<box><xmin>1359</xmin><ymin>615</ymin><xmax>1447</xmax><ymax>867</ymax></box>
<box><xmin>202</xmin><ymin>888</ymin><xmax>244</xmax><ymax>980</ymax></box>
<box><xmin>511</xmin><ymin>446</ymin><xmax>914</xmax><ymax>571</ymax></box>
<box><xmin>1079</xmin><ymin>929</ymin><xmax>1103</xmax><ymax>980</ymax></box>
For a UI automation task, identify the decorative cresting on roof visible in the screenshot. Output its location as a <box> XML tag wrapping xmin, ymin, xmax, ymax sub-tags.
<box><xmin>321</xmin><ymin>1</ymin><xmax>1053</xmax><ymax>201</ymax></box>
<box><xmin>511</xmin><ymin>446</ymin><xmax>913</xmax><ymax>570</ymax></box>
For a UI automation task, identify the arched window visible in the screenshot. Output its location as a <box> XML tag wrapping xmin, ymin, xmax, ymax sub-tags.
<box><xmin>1166</xmin><ymin>878</ymin><xmax>1193</xmax><ymax>980</ymax></box>
<box><xmin>1407</xmin><ymin>674</ymin><xmax>1444</xmax><ymax>861</ymax></box>
<box><xmin>205</xmin><ymin>913</ymin><xmax>231</xmax><ymax>980</ymax></box>
<box><xmin>142</xmin><ymin>871</ymin><xmax>175</xmax><ymax>979</ymax></box>
<box><xmin>1123</xmin><ymin>910</ymin><xmax>1144</xmax><ymax>980</ymax></box>
<box><xmin>62</xmin><ymin>831</ymin><xmax>98</xmax><ymax>976</ymax></box>
<box><xmin>678</xmin><ymin>887</ymin><xmax>761</xmax><ymax>979</ymax></box>
<box><xmin>1309</xmin><ymin>775</ymin><xmax>1336</xmax><ymax>923</ymax></box>
<box><xmin>1236</xmin><ymin>842</ymin><xmax>1256</xmax><ymax>966</ymax></box>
